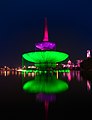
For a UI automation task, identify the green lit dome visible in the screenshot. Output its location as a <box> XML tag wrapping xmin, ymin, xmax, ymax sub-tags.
<box><xmin>22</xmin><ymin>51</ymin><xmax>68</xmax><ymax>63</ymax></box>
<box><xmin>23</xmin><ymin>75</ymin><xmax>68</xmax><ymax>93</ymax></box>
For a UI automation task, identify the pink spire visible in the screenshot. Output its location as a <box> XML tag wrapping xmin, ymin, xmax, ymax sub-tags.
<box><xmin>43</xmin><ymin>17</ymin><xmax>49</xmax><ymax>41</ymax></box>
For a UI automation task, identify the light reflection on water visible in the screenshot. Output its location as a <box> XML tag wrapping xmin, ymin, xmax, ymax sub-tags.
<box><xmin>0</xmin><ymin>70</ymin><xmax>92</xmax><ymax>92</ymax></box>
<box><xmin>62</xmin><ymin>70</ymin><xmax>92</xmax><ymax>92</ymax></box>
<box><xmin>21</xmin><ymin>70</ymin><xmax>92</xmax><ymax>119</ymax></box>
<box><xmin>62</xmin><ymin>70</ymin><xmax>83</xmax><ymax>81</ymax></box>
<box><xmin>36</xmin><ymin>93</ymin><xmax>56</xmax><ymax>120</ymax></box>
<box><xmin>22</xmin><ymin>74</ymin><xmax>69</xmax><ymax>93</ymax></box>
<box><xmin>0</xmin><ymin>70</ymin><xmax>92</xmax><ymax>119</ymax></box>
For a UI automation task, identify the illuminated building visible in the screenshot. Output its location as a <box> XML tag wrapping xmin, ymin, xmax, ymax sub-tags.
<box><xmin>87</xmin><ymin>50</ymin><xmax>91</xmax><ymax>58</ymax></box>
<box><xmin>22</xmin><ymin>18</ymin><xmax>69</xmax><ymax>71</ymax></box>
<box><xmin>76</xmin><ymin>60</ymin><xmax>83</xmax><ymax>67</ymax></box>
<box><xmin>35</xmin><ymin>18</ymin><xmax>56</xmax><ymax>50</ymax></box>
<box><xmin>22</xmin><ymin>18</ymin><xmax>69</xmax><ymax>95</ymax></box>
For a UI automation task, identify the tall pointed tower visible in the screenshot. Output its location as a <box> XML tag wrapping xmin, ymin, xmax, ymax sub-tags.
<box><xmin>22</xmin><ymin>18</ymin><xmax>69</xmax><ymax>71</ymax></box>
<box><xmin>35</xmin><ymin>18</ymin><xmax>56</xmax><ymax>50</ymax></box>
<box><xmin>43</xmin><ymin>17</ymin><xmax>49</xmax><ymax>42</ymax></box>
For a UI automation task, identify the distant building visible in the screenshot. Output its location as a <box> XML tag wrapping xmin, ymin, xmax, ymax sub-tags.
<box><xmin>62</xmin><ymin>60</ymin><xmax>75</xmax><ymax>69</ymax></box>
<box><xmin>76</xmin><ymin>60</ymin><xmax>83</xmax><ymax>67</ymax></box>
<box><xmin>87</xmin><ymin>50</ymin><xmax>91</xmax><ymax>58</ymax></box>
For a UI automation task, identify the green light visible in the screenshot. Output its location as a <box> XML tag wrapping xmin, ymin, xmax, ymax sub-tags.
<box><xmin>23</xmin><ymin>74</ymin><xmax>68</xmax><ymax>94</ymax></box>
<box><xmin>22</xmin><ymin>51</ymin><xmax>68</xmax><ymax>63</ymax></box>
<box><xmin>58</xmin><ymin>69</ymin><xmax>70</xmax><ymax>72</ymax></box>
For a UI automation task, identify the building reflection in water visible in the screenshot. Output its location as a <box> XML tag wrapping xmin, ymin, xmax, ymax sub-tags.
<box><xmin>62</xmin><ymin>71</ymin><xmax>72</xmax><ymax>81</ymax></box>
<box><xmin>75</xmin><ymin>71</ymin><xmax>83</xmax><ymax>81</ymax></box>
<box><xmin>0</xmin><ymin>69</ymin><xmax>92</xmax><ymax>119</ymax></box>
<box><xmin>87</xmin><ymin>80</ymin><xmax>91</xmax><ymax>91</ymax></box>
<box><xmin>4</xmin><ymin>71</ymin><xmax>7</xmax><ymax>76</ymax></box>
<box><xmin>22</xmin><ymin>73</ymin><xmax>69</xmax><ymax>93</ymax></box>
<box><xmin>36</xmin><ymin>93</ymin><xmax>56</xmax><ymax>120</ymax></box>
<box><xmin>0</xmin><ymin>70</ymin><xmax>91</xmax><ymax>93</ymax></box>
<box><xmin>12</xmin><ymin>71</ymin><xmax>15</xmax><ymax>75</ymax></box>
<box><xmin>0</xmin><ymin>71</ymin><xmax>11</xmax><ymax>76</ymax></box>
<box><xmin>62</xmin><ymin>70</ymin><xmax>92</xmax><ymax>92</ymax></box>
<box><xmin>66</xmin><ymin>72</ymin><xmax>72</xmax><ymax>81</ymax></box>
<box><xmin>62</xmin><ymin>70</ymin><xmax>83</xmax><ymax>82</ymax></box>
<box><xmin>56</xmin><ymin>71</ymin><xmax>58</xmax><ymax>79</ymax></box>
<box><xmin>22</xmin><ymin>72</ymin><xmax>68</xmax><ymax>120</ymax></box>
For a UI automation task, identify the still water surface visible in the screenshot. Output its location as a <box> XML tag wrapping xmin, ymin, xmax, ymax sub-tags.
<box><xmin>0</xmin><ymin>70</ymin><xmax>92</xmax><ymax>119</ymax></box>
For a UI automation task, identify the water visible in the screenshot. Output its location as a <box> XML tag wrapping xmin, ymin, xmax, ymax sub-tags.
<box><xmin>0</xmin><ymin>70</ymin><xmax>92</xmax><ymax>119</ymax></box>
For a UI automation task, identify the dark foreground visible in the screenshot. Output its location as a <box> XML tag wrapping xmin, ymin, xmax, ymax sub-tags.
<box><xmin>0</xmin><ymin>71</ymin><xmax>92</xmax><ymax>120</ymax></box>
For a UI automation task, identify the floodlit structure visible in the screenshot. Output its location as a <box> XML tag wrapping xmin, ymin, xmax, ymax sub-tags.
<box><xmin>22</xmin><ymin>18</ymin><xmax>69</xmax><ymax>95</ymax></box>
<box><xmin>22</xmin><ymin>18</ymin><xmax>69</xmax><ymax>71</ymax></box>
<box><xmin>23</xmin><ymin>51</ymin><xmax>68</xmax><ymax>70</ymax></box>
<box><xmin>87</xmin><ymin>50</ymin><xmax>91</xmax><ymax>58</ymax></box>
<box><xmin>35</xmin><ymin>18</ymin><xmax>56</xmax><ymax>50</ymax></box>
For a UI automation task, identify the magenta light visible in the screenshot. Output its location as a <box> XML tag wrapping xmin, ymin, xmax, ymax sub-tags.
<box><xmin>87</xmin><ymin>80</ymin><xmax>91</xmax><ymax>91</ymax></box>
<box><xmin>36</xmin><ymin>93</ymin><xmax>56</xmax><ymax>102</ymax></box>
<box><xmin>35</xmin><ymin>41</ymin><xmax>56</xmax><ymax>50</ymax></box>
<box><xmin>43</xmin><ymin>18</ymin><xmax>49</xmax><ymax>42</ymax></box>
<box><xmin>35</xmin><ymin>18</ymin><xmax>56</xmax><ymax>50</ymax></box>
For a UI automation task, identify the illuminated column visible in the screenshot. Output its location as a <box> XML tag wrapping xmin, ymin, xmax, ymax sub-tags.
<box><xmin>43</xmin><ymin>17</ymin><xmax>49</xmax><ymax>42</ymax></box>
<box><xmin>56</xmin><ymin>70</ymin><xmax>58</xmax><ymax>79</ymax></box>
<box><xmin>87</xmin><ymin>50</ymin><xmax>91</xmax><ymax>58</ymax></box>
<box><xmin>35</xmin><ymin>18</ymin><xmax>56</xmax><ymax>50</ymax></box>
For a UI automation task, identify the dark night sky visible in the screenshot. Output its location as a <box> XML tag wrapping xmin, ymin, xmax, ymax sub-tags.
<box><xmin>0</xmin><ymin>0</ymin><xmax>92</xmax><ymax>67</ymax></box>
